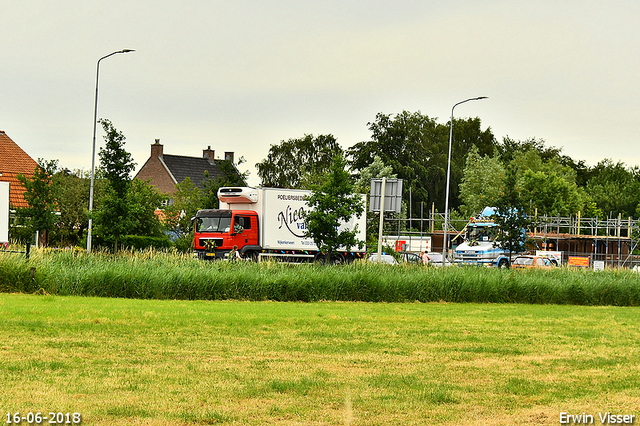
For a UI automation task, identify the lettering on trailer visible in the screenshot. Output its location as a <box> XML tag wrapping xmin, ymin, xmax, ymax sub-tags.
<box><xmin>277</xmin><ymin>204</ymin><xmax>307</xmax><ymax>238</ymax></box>
<box><xmin>277</xmin><ymin>194</ymin><xmax>307</xmax><ymax>202</ymax></box>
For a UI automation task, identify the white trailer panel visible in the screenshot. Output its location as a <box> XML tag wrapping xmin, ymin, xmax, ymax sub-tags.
<box><xmin>261</xmin><ymin>188</ymin><xmax>316</xmax><ymax>251</ymax></box>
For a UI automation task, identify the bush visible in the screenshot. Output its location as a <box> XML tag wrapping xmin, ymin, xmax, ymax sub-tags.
<box><xmin>172</xmin><ymin>235</ymin><xmax>194</xmax><ymax>253</ymax></box>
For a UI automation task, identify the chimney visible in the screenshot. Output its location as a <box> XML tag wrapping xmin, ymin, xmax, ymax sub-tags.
<box><xmin>203</xmin><ymin>146</ymin><xmax>215</xmax><ymax>161</ymax></box>
<box><xmin>151</xmin><ymin>139</ymin><xmax>163</xmax><ymax>158</ymax></box>
<box><xmin>224</xmin><ymin>152</ymin><xmax>234</xmax><ymax>163</ymax></box>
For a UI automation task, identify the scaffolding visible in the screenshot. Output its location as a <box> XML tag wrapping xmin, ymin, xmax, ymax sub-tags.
<box><xmin>382</xmin><ymin>208</ymin><xmax>640</xmax><ymax>269</ymax></box>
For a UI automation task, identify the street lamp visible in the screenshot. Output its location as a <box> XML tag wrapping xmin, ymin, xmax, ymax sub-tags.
<box><xmin>87</xmin><ymin>49</ymin><xmax>134</xmax><ymax>253</ymax></box>
<box><xmin>442</xmin><ymin>96</ymin><xmax>487</xmax><ymax>265</ymax></box>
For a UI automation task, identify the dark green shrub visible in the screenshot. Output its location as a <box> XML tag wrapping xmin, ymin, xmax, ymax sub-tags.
<box><xmin>172</xmin><ymin>235</ymin><xmax>194</xmax><ymax>253</ymax></box>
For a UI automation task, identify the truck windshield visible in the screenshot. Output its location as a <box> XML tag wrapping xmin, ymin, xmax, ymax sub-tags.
<box><xmin>467</xmin><ymin>225</ymin><xmax>498</xmax><ymax>242</ymax></box>
<box><xmin>197</xmin><ymin>215</ymin><xmax>232</xmax><ymax>233</ymax></box>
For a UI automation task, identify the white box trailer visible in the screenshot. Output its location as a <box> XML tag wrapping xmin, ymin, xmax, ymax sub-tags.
<box><xmin>1</xmin><ymin>182</ymin><xmax>9</xmax><ymax>244</ymax></box>
<box><xmin>194</xmin><ymin>187</ymin><xmax>367</xmax><ymax>262</ymax></box>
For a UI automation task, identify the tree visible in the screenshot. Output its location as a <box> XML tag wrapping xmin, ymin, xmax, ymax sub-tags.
<box><xmin>519</xmin><ymin>169</ymin><xmax>583</xmax><ymax>217</ymax></box>
<box><xmin>349</xmin><ymin>111</ymin><xmax>435</xmax><ymax>217</ymax></box>
<box><xmin>52</xmin><ymin>169</ymin><xmax>95</xmax><ymax>246</ymax></box>
<box><xmin>256</xmin><ymin>134</ymin><xmax>342</xmax><ymax>189</ymax></box>
<box><xmin>495</xmin><ymin>137</ymin><xmax>589</xmax><ymax>218</ymax></box>
<box><xmin>94</xmin><ymin>119</ymin><xmax>136</xmax><ymax>249</ymax></box>
<box><xmin>16</xmin><ymin>159</ymin><xmax>59</xmax><ymax>246</ymax></box>
<box><xmin>493</xmin><ymin>165</ymin><xmax>530</xmax><ymax>262</ymax></box>
<box><xmin>164</xmin><ymin>177</ymin><xmax>203</xmax><ymax>239</ymax></box>
<box><xmin>348</xmin><ymin>111</ymin><xmax>496</xmax><ymax>217</ymax></box>
<box><xmin>458</xmin><ymin>146</ymin><xmax>505</xmax><ymax>217</ymax></box>
<box><xmin>354</xmin><ymin>155</ymin><xmax>396</xmax><ymax>194</ymax></box>
<box><xmin>98</xmin><ymin>119</ymin><xmax>135</xmax><ymax>198</ymax></box>
<box><xmin>584</xmin><ymin>159</ymin><xmax>640</xmax><ymax>218</ymax></box>
<box><xmin>126</xmin><ymin>178</ymin><xmax>165</xmax><ymax>238</ymax></box>
<box><xmin>305</xmin><ymin>153</ymin><xmax>364</xmax><ymax>262</ymax></box>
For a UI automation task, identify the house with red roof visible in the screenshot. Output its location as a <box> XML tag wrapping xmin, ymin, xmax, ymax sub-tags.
<box><xmin>0</xmin><ymin>130</ymin><xmax>38</xmax><ymax>209</ymax></box>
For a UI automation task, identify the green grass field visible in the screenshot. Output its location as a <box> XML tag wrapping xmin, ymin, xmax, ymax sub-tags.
<box><xmin>2</xmin><ymin>294</ymin><xmax>639</xmax><ymax>425</ymax></box>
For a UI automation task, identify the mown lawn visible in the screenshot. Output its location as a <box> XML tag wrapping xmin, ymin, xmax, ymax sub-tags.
<box><xmin>1</xmin><ymin>294</ymin><xmax>639</xmax><ymax>425</ymax></box>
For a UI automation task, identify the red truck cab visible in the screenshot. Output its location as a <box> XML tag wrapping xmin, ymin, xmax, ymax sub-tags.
<box><xmin>193</xmin><ymin>209</ymin><xmax>259</xmax><ymax>259</ymax></box>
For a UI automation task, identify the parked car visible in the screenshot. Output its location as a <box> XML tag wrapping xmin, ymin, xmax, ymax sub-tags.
<box><xmin>423</xmin><ymin>252</ymin><xmax>454</xmax><ymax>267</ymax></box>
<box><xmin>512</xmin><ymin>255</ymin><xmax>557</xmax><ymax>269</ymax></box>
<box><xmin>399</xmin><ymin>252</ymin><xmax>422</xmax><ymax>265</ymax></box>
<box><xmin>368</xmin><ymin>253</ymin><xmax>398</xmax><ymax>265</ymax></box>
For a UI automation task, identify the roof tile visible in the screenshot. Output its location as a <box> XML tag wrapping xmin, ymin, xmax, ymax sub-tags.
<box><xmin>0</xmin><ymin>130</ymin><xmax>38</xmax><ymax>209</ymax></box>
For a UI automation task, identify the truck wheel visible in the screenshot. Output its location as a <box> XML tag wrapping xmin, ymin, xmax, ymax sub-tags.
<box><xmin>330</xmin><ymin>254</ymin><xmax>344</xmax><ymax>265</ymax></box>
<box><xmin>497</xmin><ymin>258</ymin><xmax>509</xmax><ymax>268</ymax></box>
<box><xmin>245</xmin><ymin>251</ymin><xmax>258</xmax><ymax>262</ymax></box>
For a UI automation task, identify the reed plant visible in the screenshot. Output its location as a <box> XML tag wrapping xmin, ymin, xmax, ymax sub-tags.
<box><xmin>1</xmin><ymin>248</ymin><xmax>639</xmax><ymax>305</ymax></box>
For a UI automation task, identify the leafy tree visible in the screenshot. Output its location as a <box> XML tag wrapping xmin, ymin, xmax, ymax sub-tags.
<box><xmin>495</xmin><ymin>137</ymin><xmax>588</xmax><ymax>218</ymax></box>
<box><xmin>496</xmin><ymin>136</ymin><xmax>591</xmax><ymax>187</ymax></box>
<box><xmin>256</xmin><ymin>134</ymin><xmax>342</xmax><ymax>189</ymax></box>
<box><xmin>52</xmin><ymin>169</ymin><xmax>94</xmax><ymax>246</ymax></box>
<box><xmin>444</xmin><ymin>116</ymin><xmax>497</xmax><ymax>211</ymax></box>
<box><xmin>349</xmin><ymin>111</ymin><xmax>435</xmax><ymax>217</ymax></box>
<box><xmin>16</xmin><ymin>159</ymin><xmax>59</xmax><ymax>246</ymax></box>
<box><xmin>98</xmin><ymin>119</ymin><xmax>135</xmax><ymax>198</ymax></box>
<box><xmin>583</xmin><ymin>200</ymin><xmax>604</xmax><ymax>220</ymax></box>
<box><xmin>305</xmin><ymin>153</ymin><xmax>364</xmax><ymax>262</ymax></box>
<box><xmin>126</xmin><ymin>178</ymin><xmax>165</xmax><ymax>238</ymax></box>
<box><xmin>164</xmin><ymin>177</ymin><xmax>203</xmax><ymax>240</ymax></box>
<box><xmin>585</xmin><ymin>159</ymin><xmax>640</xmax><ymax>218</ymax></box>
<box><xmin>354</xmin><ymin>155</ymin><xmax>396</xmax><ymax>194</ymax></box>
<box><xmin>519</xmin><ymin>169</ymin><xmax>582</xmax><ymax>217</ymax></box>
<box><xmin>496</xmin><ymin>137</ymin><xmax>563</xmax><ymax>165</ymax></box>
<box><xmin>348</xmin><ymin>111</ymin><xmax>496</xmax><ymax>216</ymax></box>
<box><xmin>458</xmin><ymin>146</ymin><xmax>505</xmax><ymax>217</ymax></box>
<box><xmin>94</xmin><ymin>119</ymin><xmax>136</xmax><ymax>249</ymax></box>
<box><xmin>493</xmin><ymin>165</ymin><xmax>530</xmax><ymax>262</ymax></box>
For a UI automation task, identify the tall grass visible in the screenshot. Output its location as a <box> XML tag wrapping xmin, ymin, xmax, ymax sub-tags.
<box><xmin>1</xmin><ymin>249</ymin><xmax>640</xmax><ymax>305</ymax></box>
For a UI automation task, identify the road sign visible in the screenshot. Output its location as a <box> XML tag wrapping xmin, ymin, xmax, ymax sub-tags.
<box><xmin>369</xmin><ymin>178</ymin><xmax>403</xmax><ymax>214</ymax></box>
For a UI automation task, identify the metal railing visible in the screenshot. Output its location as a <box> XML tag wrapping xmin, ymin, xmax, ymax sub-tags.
<box><xmin>0</xmin><ymin>243</ymin><xmax>31</xmax><ymax>259</ymax></box>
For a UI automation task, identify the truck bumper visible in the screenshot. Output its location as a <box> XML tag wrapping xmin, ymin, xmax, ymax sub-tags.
<box><xmin>194</xmin><ymin>249</ymin><xmax>229</xmax><ymax>260</ymax></box>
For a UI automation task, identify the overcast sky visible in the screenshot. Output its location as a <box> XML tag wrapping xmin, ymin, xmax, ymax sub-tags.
<box><xmin>2</xmin><ymin>1</ymin><xmax>639</xmax><ymax>186</ymax></box>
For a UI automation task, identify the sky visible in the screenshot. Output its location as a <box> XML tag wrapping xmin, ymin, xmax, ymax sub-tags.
<box><xmin>2</xmin><ymin>1</ymin><xmax>639</xmax><ymax>186</ymax></box>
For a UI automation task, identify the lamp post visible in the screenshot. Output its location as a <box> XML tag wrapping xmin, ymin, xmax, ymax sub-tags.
<box><xmin>442</xmin><ymin>96</ymin><xmax>487</xmax><ymax>265</ymax></box>
<box><xmin>87</xmin><ymin>49</ymin><xmax>134</xmax><ymax>253</ymax></box>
